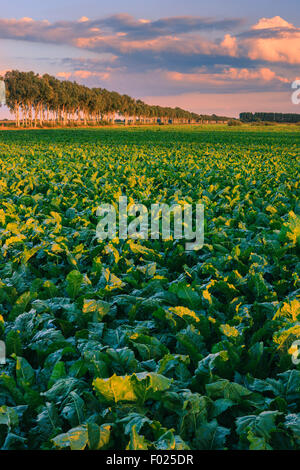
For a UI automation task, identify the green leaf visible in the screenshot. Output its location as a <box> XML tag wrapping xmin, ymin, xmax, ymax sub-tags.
<box><xmin>2</xmin><ymin>433</ymin><xmax>27</xmax><ymax>450</ymax></box>
<box><xmin>119</xmin><ymin>413</ymin><xmax>152</xmax><ymax>435</ymax></box>
<box><xmin>236</xmin><ymin>411</ymin><xmax>280</xmax><ymax>440</ymax></box>
<box><xmin>48</xmin><ymin>361</ymin><xmax>66</xmax><ymax>389</ymax></box>
<box><xmin>206</xmin><ymin>379</ymin><xmax>252</xmax><ymax>403</ymax></box>
<box><xmin>52</xmin><ymin>425</ymin><xmax>88</xmax><ymax>450</ymax></box>
<box><xmin>246</xmin><ymin>342</ymin><xmax>264</xmax><ymax>373</ymax></box>
<box><xmin>66</xmin><ymin>270</ymin><xmax>83</xmax><ymax>298</ymax></box>
<box><xmin>126</xmin><ymin>425</ymin><xmax>149</xmax><ymax>450</ymax></box>
<box><xmin>62</xmin><ymin>391</ymin><xmax>85</xmax><ymax>426</ymax></box>
<box><xmin>176</xmin><ymin>325</ymin><xmax>204</xmax><ymax>361</ymax></box>
<box><xmin>5</xmin><ymin>330</ymin><xmax>22</xmax><ymax>356</ymax></box>
<box><xmin>130</xmin><ymin>333</ymin><xmax>168</xmax><ymax>360</ymax></box>
<box><xmin>82</xmin><ymin>299</ymin><xmax>110</xmax><ymax>321</ymax></box>
<box><xmin>87</xmin><ymin>423</ymin><xmax>112</xmax><ymax>450</ymax></box>
<box><xmin>9</xmin><ymin>291</ymin><xmax>33</xmax><ymax>320</ymax></box>
<box><xmin>169</xmin><ymin>306</ymin><xmax>200</xmax><ymax>325</ymax></box>
<box><xmin>31</xmin><ymin>403</ymin><xmax>62</xmax><ymax>445</ymax></box>
<box><xmin>44</xmin><ymin>378</ymin><xmax>86</xmax><ymax>404</ymax></box>
<box><xmin>169</xmin><ymin>282</ymin><xmax>200</xmax><ymax>309</ymax></box>
<box><xmin>93</xmin><ymin>372</ymin><xmax>171</xmax><ymax>404</ymax></box>
<box><xmin>93</xmin><ymin>374</ymin><xmax>136</xmax><ymax>403</ymax></box>
<box><xmin>211</xmin><ymin>399</ymin><xmax>235</xmax><ymax>418</ymax></box>
<box><xmin>0</xmin><ymin>406</ymin><xmax>19</xmax><ymax>429</ymax></box>
<box><xmin>194</xmin><ymin>420</ymin><xmax>230</xmax><ymax>450</ymax></box>
<box><xmin>53</xmin><ymin>423</ymin><xmax>111</xmax><ymax>450</ymax></box>
<box><xmin>247</xmin><ymin>431</ymin><xmax>273</xmax><ymax>450</ymax></box>
<box><xmin>285</xmin><ymin>414</ymin><xmax>300</xmax><ymax>445</ymax></box>
<box><xmin>155</xmin><ymin>430</ymin><xmax>190</xmax><ymax>450</ymax></box>
<box><xmin>15</xmin><ymin>356</ymin><xmax>35</xmax><ymax>389</ymax></box>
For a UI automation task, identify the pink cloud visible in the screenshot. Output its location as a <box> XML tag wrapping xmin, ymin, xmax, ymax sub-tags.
<box><xmin>74</xmin><ymin>34</ymin><xmax>214</xmax><ymax>54</ymax></box>
<box><xmin>57</xmin><ymin>70</ymin><xmax>110</xmax><ymax>81</ymax></box>
<box><xmin>78</xmin><ymin>17</ymin><xmax>90</xmax><ymax>23</ymax></box>
<box><xmin>244</xmin><ymin>33</ymin><xmax>300</xmax><ymax>64</ymax></box>
<box><xmin>167</xmin><ymin>67</ymin><xmax>289</xmax><ymax>86</ymax></box>
<box><xmin>0</xmin><ymin>13</ymin><xmax>298</xmax><ymax>102</ymax></box>
<box><xmin>56</xmin><ymin>72</ymin><xmax>72</xmax><ymax>79</ymax></box>
<box><xmin>252</xmin><ymin>16</ymin><xmax>294</xmax><ymax>30</ymax></box>
<box><xmin>0</xmin><ymin>14</ymin><xmax>298</xmax><ymax>67</ymax></box>
<box><xmin>71</xmin><ymin>15</ymin><xmax>300</xmax><ymax>67</ymax></box>
<box><xmin>220</xmin><ymin>34</ymin><xmax>238</xmax><ymax>56</ymax></box>
<box><xmin>237</xmin><ymin>16</ymin><xmax>300</xmax><ymax>65</ymax></box>
<box><xmin>74</xmin><ymin>70</ymin><xmax>110</xmax><ymax>80</ymax></box>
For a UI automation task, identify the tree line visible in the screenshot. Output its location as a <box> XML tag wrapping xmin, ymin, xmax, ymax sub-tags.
<box><xmin>240</xmin><ymin>112</ymin><xmax>300</xmax><ymax>123</ymax></box>
<box><xmin>0</xmin><ymin>70</ymin><xmax>230</xmax><ymax>127</ymax></box>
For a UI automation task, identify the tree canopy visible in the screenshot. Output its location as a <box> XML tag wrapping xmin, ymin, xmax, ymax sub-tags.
<box><xmin>1</xmin><ymin>70</ymin><xmax>230</xmax><ymax>127</ymax></box>
<box><xmin>240</xmin><ymin>112</ymin><xmax>300</xmax><ymax>123</ymax></box>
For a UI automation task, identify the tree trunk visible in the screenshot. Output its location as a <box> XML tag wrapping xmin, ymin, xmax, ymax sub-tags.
<box><xmin>15</xmin><ymin>102</ymin><xmax>20</xmax><ymax>127</ymax></box>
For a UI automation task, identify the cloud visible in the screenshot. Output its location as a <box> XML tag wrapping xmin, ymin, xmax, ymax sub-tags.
<box><xmin>162</xmin><ymin>67</ymin><xmax>290</xmax><ymax>96</ymax></box>
<box><xmin>243</xmin><ymin>30</ymin><xmax>300</xmax><ymax>65</ymax></box>
<box><xmin>57</xmin><ymin>69</ymin><xmax>110</xmax><ymax>80</ymax></box>
<box><xmin>52</xmin><ymin>60</ymin><xmax>292</xmax><ymax>98</ymax></box>
<box><xmin>86</xmin><ymin>14</ymin><xmax>245</xmax><ymax>40</ymax></box>
<box><xmin>0</xmin><ymin>13</ymin><xmax>298</xmax><ymax>98</ymax></box>
<box><xmin>56</xmin><ymin>72</ymin><xmax>71</xmax><ymax>79</ymax></box>
<box><xmin>221</xmin><ymin>34</ymin><xmax>238</xmax><ymax>56</ymax></box>
<box><xmin>246</xmin><ymin>36</ymin><xmax>300</xmax><ymax>65</ymax></box>
<box><xmin>70</xmin><ymin>33</ymin><xmax>261</xmax><ymax>74</ymax></box>
<box><xmin>236</xmin><ymin>16</ymin><xmax>300</xmax><ymax>64</ymax></box>
<box><xmin>252</xmin><ymin>16</ymin><xmax>294</xmax><ymax>30</ymax></box>
<box><xmin>0</xmin><ymin>14</ymin><xmax>298</xmax><ymax>67</ymax></box>
<box><xmin>0</xmin><ymin>14</ymin><xmax>243</xmax><ymax>44</ymax></box>
<box><xmin>0</xmin><ymin>17</ymin><xmax>81</xmax><ymax>43</ymax></box>
<box><xmin>168</xmin><ymin>67</ymin><xmax>289</xmax><ymax>84</ymax></box>
<box><xmin>78</xmin><ymin>17</ymin><xmax>90</xmax><ymax>23</ymax></box>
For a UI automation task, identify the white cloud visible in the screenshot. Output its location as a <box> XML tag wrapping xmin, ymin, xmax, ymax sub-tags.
<box><xmin>78</xmin><ymin>16</ymin><xmax>89</xmax><ymax>23</ymax></box>
<box><xmin>252</xmin><ymin>16</ymin><xmax>294</xmax><ymax>30</ymax></box>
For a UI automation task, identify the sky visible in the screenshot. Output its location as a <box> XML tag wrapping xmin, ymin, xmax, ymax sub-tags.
<box><xmin>0</xmin><ymin>0</ymin><xmax>300</xmax><ymax>117</ymax></box>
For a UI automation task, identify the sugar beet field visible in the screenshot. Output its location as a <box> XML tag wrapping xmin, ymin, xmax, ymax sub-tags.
<box><xmin>0</xmin><ymin>125</ymin><xmax>299</xmax><ymax>450</ymax></box>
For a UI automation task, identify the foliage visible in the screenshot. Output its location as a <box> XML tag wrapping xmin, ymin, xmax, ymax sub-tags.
<box><xmin>0</xmin><ymin>125</ymin><xmax>299</xmax><ymax>450</ymax></box>
<box><xmin>240</xmin><ymin>112</ymin><xmax>300</xmax><ymax>124</ymax></box>
<box><xmin>3</xmin><ymin>70</ymin><xmax>223</xmax><ymax>128</ymax></box>
<box><xmin>227</xmin><ymin>119</ymin><xmax>242</xmax><ymax>126</ymax></box>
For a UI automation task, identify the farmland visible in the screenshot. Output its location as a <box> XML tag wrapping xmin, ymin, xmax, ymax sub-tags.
<box><xmin>0</xmin><ymin>124</ymin><xmax>299</xmax><ymax>450</ymax></box>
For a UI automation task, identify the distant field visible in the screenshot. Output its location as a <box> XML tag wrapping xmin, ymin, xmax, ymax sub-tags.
<box><xmin>0</xmin><ymin>125</ymin><xmax>299</xmax><ymax>450</ymax></box>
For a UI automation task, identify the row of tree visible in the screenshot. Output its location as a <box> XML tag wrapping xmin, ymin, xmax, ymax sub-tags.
<box><xmin>240</xmin><ymin>112</ymin><xmax>300</xmax><ymax>123</ymax></box>
<box><xmin>1</xmin><ymin>70</ymin><xmax>230</xmax><ymax>127</ymax></box>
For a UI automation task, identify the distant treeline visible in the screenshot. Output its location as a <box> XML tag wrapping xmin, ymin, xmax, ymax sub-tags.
<box><xmin>1</xmin><ymin>70</ymin><xmax>230</xmax><ymax>127</ymax></box>
<box><xmin>240</xmin><ymin>112</ymin><xmax>300</xmax><ymax>123</ymax></box>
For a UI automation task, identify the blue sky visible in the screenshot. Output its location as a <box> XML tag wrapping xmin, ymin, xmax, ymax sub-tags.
<box><xmin>1</xmin><ymin>0</ymin><xmax>300</xmax><ymax>117</ymax></box>
<box><xmin>2</xmin><ymin>0</ymin><xmax>300</xmax><ymax>24</ymax></box>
